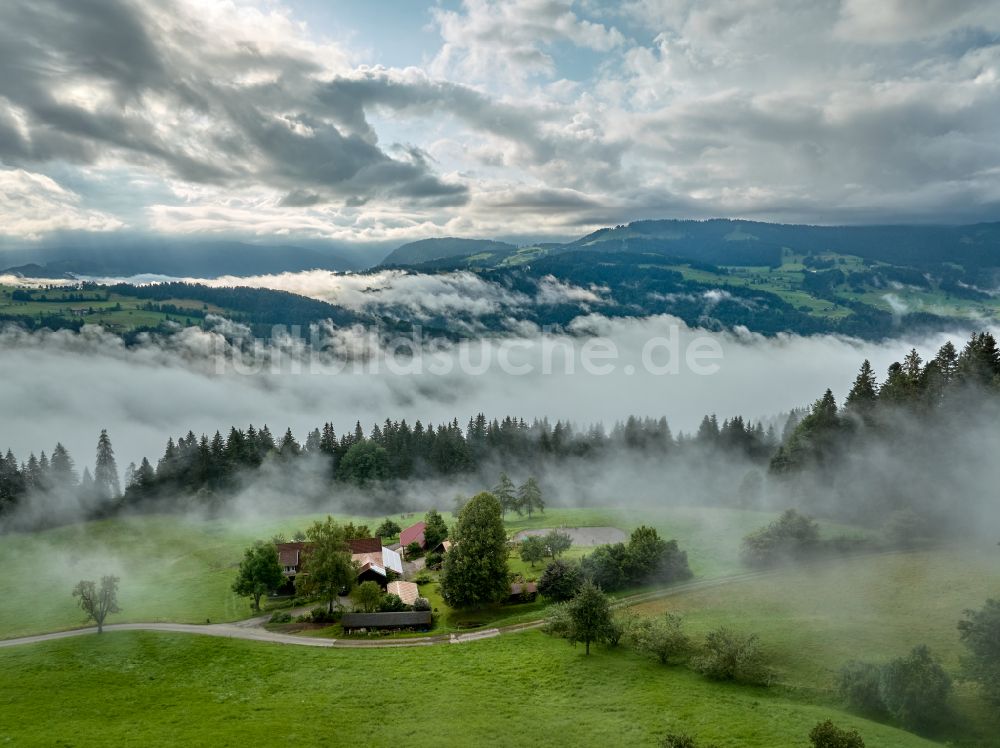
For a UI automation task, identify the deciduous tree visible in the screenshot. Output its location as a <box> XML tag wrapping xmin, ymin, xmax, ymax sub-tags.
<box><xmin>232</xmin><ymin>541</ymin><xmax>284</xmax><ymax>611</ymax></box>
<box><xmin>958</xmin><ymin>598</ymin><xmax>1000</xmax><ymax>704</ymax></box>
<box><xmin>519</xmin><ymin>535</ymin><xmax>546</xmax><ymax>567</ymax></box>
<box><xmin>352</xmin><ymin>581</ymin><xmax>383</xmax><ymax>613</ymax></box>
<box><xmin>423</xmin><ymin>509</ymin><xmax>449</xmax><ymax>549</ymax></box>
<box><xmin>297</xmin><ymin>516</ymin><xmax>357</xmax><ymax>613</ymax></box>
<box><xmin>441</xmin><ymin>492</ymin><xmax>509</xmax><ymax>608</ymax></box>
<box><xmin>72</xmin><ymin>575</ymin><xmax>121</xmax><ymax>634</ymax></box>
<box><xmin>567</xmin><ymin>580</ymin><xmax>613</xmax><ymax>655</ymax></box>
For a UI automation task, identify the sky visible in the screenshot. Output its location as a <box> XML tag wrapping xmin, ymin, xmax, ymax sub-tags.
<box><xmin>1</xmin><ymin>0</ymin><xmax>999</xmax><ymax>252</ymax></box>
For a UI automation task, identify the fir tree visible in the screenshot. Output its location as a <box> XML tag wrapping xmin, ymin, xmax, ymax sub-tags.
<box><xmin>93</xmin><ymin>430</ymin><xmax>121</xmax><ymax>501</ymax></box>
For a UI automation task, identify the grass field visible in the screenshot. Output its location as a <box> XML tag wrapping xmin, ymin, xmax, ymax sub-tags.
<box><xmin>634</xmin><ymin>543</ymin><xmax>1000</xmax><ymax>743</ymax></box>
<box><xmin>0</xmin><ymin>506</ymin><xmax>863</xmax><ymax>639</ymax></box>
<box><xmin>0</xmin><ymin>630</ymin><xmax>942</xmax><ymax>748</ymax></box>
<box><xmin>0</xmin><ymin>512</ymin><xmax>379</xmax><ymax>638</ymax></box>
<box><xmin>0</xmin><ymin>284</ymin><xmax>229</xmax><ymax>331</ymax></box>
<box><xmin>2</xmin><ymin>509</ymin><xmax>997</xmax><ymax>745</ymax></box>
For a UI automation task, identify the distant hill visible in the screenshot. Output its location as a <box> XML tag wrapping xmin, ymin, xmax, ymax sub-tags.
<box><xmin>381</xmin><ymin>219</ymin><xmax>1000</xmax><ymax>272</ymax></box>
<box><xmin>0</xmin><ymin>240</ymin><xmax>367</xmax><ymax>278</ymax></box>
<box><xmin>381</xmin><ymin>238</ymin><xmax>517</xmax><ymax>267</ymax></box>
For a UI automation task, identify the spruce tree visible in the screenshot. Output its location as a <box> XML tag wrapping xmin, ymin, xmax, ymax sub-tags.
<box><xmin>493</xmin><ymin>473</ymin><xmax>518</xmax><ymax>517</ymax></box>
<box><xmin>517</xmin><ymin>476</ymin><xmax>544</xmax><ymax>517</ymax></box>
<box><xmin>93</xmin><ymin>430</ymin><xmax>121</xmax><ymax>501</ymax></box>
<box><xmin>49</xmin><ymin>443</ymin><xmax>78</xmax><ymax>490</ymax></box>
<box><xmin>845</xmin><ymin>360</ymin><xmax>878</xmax><ymax>418</ymax></box>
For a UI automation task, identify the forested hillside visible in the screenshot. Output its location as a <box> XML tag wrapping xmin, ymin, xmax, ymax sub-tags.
<box><xmin>3</xmin><ymin>333</ymin><xmax>998</xmax><ymax>542</ymax></box>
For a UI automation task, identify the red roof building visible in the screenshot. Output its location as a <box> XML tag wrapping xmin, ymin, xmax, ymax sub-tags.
<box><xmin>347</xmin><ymin>537</ymin><xmax>383</xmax><ymax>554</ymax></box>
<box><xmin>399</xmin><ymin>521</ymin><xmax>426</xmax><ymax>549</ymax></box>
<box><xmin>274</xmin><ymin>542</ymin><xmax>310</xmax><ymax>576</ymax></box>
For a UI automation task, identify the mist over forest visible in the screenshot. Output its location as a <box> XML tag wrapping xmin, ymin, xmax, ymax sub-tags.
<box><xmin>3</xmin><ymin>322</ymin><xmax>998</xmax><ymax>549</ymax></box>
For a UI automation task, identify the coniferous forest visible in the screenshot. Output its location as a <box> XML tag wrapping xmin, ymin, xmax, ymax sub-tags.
<box><xmin>2</xmin><ymin>331</ymin><xmax>999</xmax><ymax>537</ymax></box>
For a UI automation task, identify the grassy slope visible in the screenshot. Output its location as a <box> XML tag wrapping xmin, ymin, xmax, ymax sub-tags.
<box><xmin>0</xmin><ymin>513</ymin><xmax>374</xmax><ymax>638</ymax></box>
<box><xmin>0</xmin><ymin>507</ymin><xmax>865</xmax><ymax>639</ymax></box>
<box><xmin>0</xmin><ymin>285</ymin><xmax>227</xmax><ymax>330</ymax></box>
<box><xmin>0</xmin><ymin>631</ymin><xmax>940</xmax><ymax>748</ymax></box>
<box><xmin>633</xmin><ymin>544</ymin><xmax>1000</xmax><ymax>743</ymax></box>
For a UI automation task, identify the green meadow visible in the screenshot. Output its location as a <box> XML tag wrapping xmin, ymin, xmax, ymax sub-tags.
<box><xmin>2</xmin><ymin>508</ymin><xmax>998</xmax><ymax>746</ymax></box>
<box><xmin>0</xmin><ymin>506</ymin><xmax>860</xmax><ymax>639</ymax></box>
<box><xmin>635</xmin><ymin>544</ymin><xmax>1000</xmax><ymax>744</ymax></box>
<box><xmin>0</xmin><ymin>631</ymin><xmax>941</xmax><ymax>748</ymax></box>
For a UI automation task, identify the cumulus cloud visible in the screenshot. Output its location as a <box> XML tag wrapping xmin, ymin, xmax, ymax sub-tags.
<box><xmin>0</xmin><ymin>0</ymin><xmax>465</xmax><ymax>212</ymax></box>
<box><xmin>0</xmin><ymin>168</ymin><xmax>124</xmax><ymax>238</ymax></box>
<box><xmin>431</xmin><ymin>0</ymin><xmax>625</xmax><ymax>84</ymax></box>
<box><xmin>1</xmin><ymin>0</ymin><xmax>999</xmax><ymax>244</ymax></box>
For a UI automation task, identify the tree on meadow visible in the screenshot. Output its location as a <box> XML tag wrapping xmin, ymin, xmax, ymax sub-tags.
<box><xmin>72</xmin><ymin>575</ymin><xmax>121</xmax><ymax>634</ymax></box>
<box><xmin>517</xmin><ymin>476</ymin><xmax>544</xmax><ymax>517</ymax></box>
<box><xmin>232</xmin><ymin>541</ymin><xmax>284</xmax><ymax>611</ymax></box>
<box><xmin>493</xmin><ymin>473</ymin><xmax>518</xmax><ymax>517</ymax></box>
<box><xmin>441</xmin><ymin>492</ymin><xmax>509</xmax><ymax>608</ymax></box>
<box><xmin>519</xmin><ymin>535</ymin><xmax>546</xmax><ymax>567</ymax></box>
<box><xmin>567</xmin><ymin>580</ymin><xmax>613</xmax><ymax>655</ymax></box>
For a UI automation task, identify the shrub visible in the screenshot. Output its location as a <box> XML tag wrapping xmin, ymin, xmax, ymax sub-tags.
<box><xmin>659</xmin><ymin>735</ymin><xmax>718</xmax><ymax>748</ymax></box>
<box><xmin>958</xmin><ymin>598</ymin><xmax>1000</xmax><ymax>705</ymax></box>
<box><xmin>405</xmin><ymin>541</ymin><xmax>424</xmax><ymax>559</ymax></box>
<box><xmin>882</xmin><ymin>509</ymin><xmax>930</xmax><ymax>548</ymax></box>
<box><xmin>352</xmin><ymin>581</ymin><xmax>384</xmax><ymax>613</ymax></box>
<box><xmin>413</xmin><ymin>596</ymin><xmax>431</xmax><ymax>611</ymax></box>
<box><xmin>379</xmin><ymin>593</ymin><xmax>407</xmax><ymax>612</ymax></box>
<box><xmin>629</xmin><ymin>613</ymin><xmax>691</xmax><ymax>665</ymax></box>
<box><xmin>309</xmin><ymin>607</ymin><xmax>340</xmax><ymax>624</ymax></box>
<box><xmin>740</xmin><ymin>509</ymin><xmax>820</xmax><ymax>567</ymax></box>
<box><xmin>606</xmin><ymin>614</ymin><xmax>627</xmax><ymax>648</ymax></box>
<box><xmin>691</xmin><ymin>627</ymin><xmax>770</xmax><ymax>685</ymax></box>
<box><xmin>838</xmin><ymin>646</ymin><xmax>952</xmax><ymax>732</ymax></box>
<box><xmin>878</xmin><ymin>645</ymin><xmax>951</xmax><ymax>731</ymax></box>
<box><xmin>424</xmin><ymin>551</ymin><xmax>443</xmax><ymax>570</ymax></box>
<box><xmin>538</xmin><ymin>559</ymin><xmax>583</xmax><ymax>602</ymax></box>
<box><xmin>375</xmin><ymin>518</ymin><xmax>402</xmax><ymax>539</ymax></box>
<box><xmin>660</xmin><ymin>735</ymin><xmax>697</xmax><ymax>748</ymax></box>
<box><xmin>414</xmin><ymin>572</ymin><xmax>434</xmax><ymax>585</ymax></box>
<box><xmin>809</xmin><ymin>720</ymin><xmax>865</xmax><ymax>748</ymax></box>
<box><xmin>580</xmin><ymin>544</ymin><xmax>627</xmax><ymax>591</ymax></box>
<box><xmin>268</xmin><ymin>611</ymin><xmax>292</xmax><ymax>624</ymax></box>
<box><xmin>838</xmin><ymin>661</ymin><xmax>884</xmax><ymax>716</ymax></box>
<box><xmin>580</xmin><ymin>529</ymin><xmax>691</xmax><ymax>592</ymax></box>
<box><xmin>542</xmin><ymin>602</ymin><xmax>573</xmax><ymax>639</ymax></box>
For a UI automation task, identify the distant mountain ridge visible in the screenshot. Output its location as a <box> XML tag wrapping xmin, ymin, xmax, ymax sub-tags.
<box><xmin>0</xmin><ymin>240</ymin><xmax>368</xmax><ymax>278</ymax></box>
<box><xmin>381</xmin><ymin>237</ymin><xmax>517</xmax><ymax>267</ymax></box>
<box><xmin>381</xmin><ymin>219</ymin><xmax>1000</xmax><ymax>272</ymax></box>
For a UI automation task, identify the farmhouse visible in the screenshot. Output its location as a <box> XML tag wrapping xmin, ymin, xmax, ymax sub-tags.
<box><xmin>341</xmin><ymin>611</ymin><xmax>432</xmax><ymax>633</ymax></box>
<box><xmin>275</xmin><ymin>542</ymin><xmax>309</xmax><ymax>579</ymax></box>
<box><xmin>399</xmin><ymin>521</ymin><xmax>426</xmax><ymax>550</ymax></box>
<box><xmin>349</xmin><ymin>537</ymin><xmax>403</xmax><ymax>587</ymax></box>
<box><xmin>275</xmin><ymin>538</ymin><xmax>403</xmax><ymax>588</ymax></box>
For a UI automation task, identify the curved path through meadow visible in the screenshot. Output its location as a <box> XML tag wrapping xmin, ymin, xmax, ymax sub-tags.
<box><xmin>0</xmin><ymin>569</ymin><xmax>777</xmax><ymax>650</ymax></box>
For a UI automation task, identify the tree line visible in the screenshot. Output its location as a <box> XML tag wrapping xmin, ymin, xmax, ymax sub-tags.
<box><xmin>769</xmin><ymin>331</ymin><xmax>1000</xmax><ymax>532</ymax></box>
<box><xmin>0</xmin><ymin>410</ymin><xmax>773</xmax><ymax>530</ymax></box>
